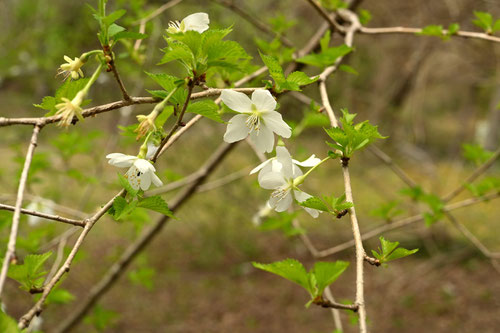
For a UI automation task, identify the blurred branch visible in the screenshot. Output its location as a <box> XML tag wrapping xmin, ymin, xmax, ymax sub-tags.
<box><xmin>0</xmin><ymin>124</ymin><xmax>42</xmax><ymax>299</ymax></box>
<box><xmin>54</xmin><ymin>142</ymin><xmax>237</xmax><ymax>333</ymax></box>
<box><xmin>317</xmin><ymin>191</ymin><xmax>500</xmax><ymax>257</ymax></box>
<box><xmin>211</xmin><ymin>0</ymin><xmax>293</xmax><ymax>47</ymax></box>
<box><xmin>443</xmin><ymin>147</ymin><xmax>500</xmax><ymax>202</ymax></box>
<box><xmin>359</xmin><ymin>26</ymin><xmax>500</xmax><ymax>43</ymax></box>
<box><xmin>0</xmin><ymin>203</ymin><xmax>85</xmax><ymax>227</ymax></box>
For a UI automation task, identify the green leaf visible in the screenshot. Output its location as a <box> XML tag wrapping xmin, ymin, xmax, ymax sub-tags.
<box><xmin>462</xmin><ymin>143</ymin><xmax>494</xmax><ymax>165</ymax></box>
<box><xmin>259</xmin><ymin>51</ymin><xmax>286</xmax><ymax>85</ymax></box>
<box><xmin>158</xmin><ymin>43</ymin><xmax>194</xmax><ymax>67</ymax></box>
<box><xmin>373</xmin><ymin>237</ymin><xmax>419</xmax><ymax>264</ymax></box>
<box><xmin>258</xmin><ymin>212</ymin><xmax>305</xmax><ymax>237</ymax></box>
<box><xmin>103</xmin><ymin>9</ymin><xmax>127</xmax><ymax>26</ymax></box>
<box><xmin>286</xmin><ymin>71</ymin><xmax>318</xmax><ymax>86</ymax></box>
<box><xmin>298</xmin><ymin>197</ymin><xmax>329</xmax><ymax>212</ymax></box>
<box><xmin>84</xmin><ymin>304</ymin><xmax>118</xmax><ymax>331</ymax></box>
<box><xmin>137</xmin><ymin>196</ymin><xmax>175</xmax><ymax>218</ymax></box>
<box><xmin>128</xmin><ymin>267</ymin><xmax>156</xmax><ymax>291</ymax></box>
<box><xmin>46</xmin><ymin>287</ymin><xmax>75</xmax><ymax>305</ymax></box>
<box><xmin>0</xmin><ymin>311</ymin><xmax>20</xmax><ymax>333</ymax></box>
<box><xmin>418</xmin><ymin>25</ymin><xmax>444</xmax><ymax>38</ymax></box>
<box><xmin>493</xmin><ymin>19</ymin><xmax>500</xmax><ymax>33</ymax></box>
<box><xmin>108</xmin><ymin>23</ymin><xmax>125</xmax><ymax>37</ymax></box>
<box><xmin>110</xmin><ymin>196</ymin><xmax>137</xmax><ymax>221</ymax></box>
<box><xmin>186</xmin><ymin>100</ymin><xmax>223</xmax><ymax>123</ymax></box>
<box><xmin>253</xmin><ymin>259</ymin><xmax>313</xmax><ymax>296</ymax></box>
<box><xmin>297</xmin><ymin>44</ymin><xmax>353</xmax><ymax>68</ymax></box>
<box><xmin>118</xmin><ymin>173</ymin><xmax>138</xmax><ymax>197</ymax></box>
<box><xmin>320</xmin><ymin>30</ymin><xmax>331</xmax><ymax>53</ymax></box>
<box><xmin>358</xmin><ymin>9</ymin><xmax>372</xmax><ymax>25</ymax></box>
<box><xmin>146</xmin><ymin>72</ymin><xmax>186</xmax><ymax>105</ymax></box>
<box><xmin>312</xmin><ymin>261</ymin><xmax>349</xmax><ymax>295</ymax></box>
<box><xmin>370</xmin><ymin>200</ymin><xmax>404</xmax><ymax>220</ymax></box>
<box><xmin>339</xmin><ymin>64</ymin><xmax>359</xmax><ymax>75</ymax></box>
<box><xmin>35</xmin><ymin>78</ymin><xmax>90</xmax><ymax>116</ymax></box>
<box><xmin>472</xmin><ymin>11</ymin><xmax>493</xmax><ymax>32</ymax></box>
<box><xmin>447</xmin><ymin>23</ymin><xmax>460</xmax><ymax>35</ymax></box>
<box><xmin>7</xmin><ymin>252</ymin><xmax>52</xmax><ymax>291</ymax></box>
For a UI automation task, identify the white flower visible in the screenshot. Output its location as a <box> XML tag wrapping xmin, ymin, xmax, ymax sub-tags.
<box><xmin>256</xmin><ymin>146</ymin><xmax>320</xmax><ymax>218</ymax></box>
<box><xmin>55</xmin><ymin>91</ymin><xmax>85</xmax><ymax>127</ymax></box>
<box><xmin>25</xmin><ymin>200</ymin><xmax>55</xmax><ymax>226</ymax></box>
<box><xmin>167</xmin><ymin>13</ymin><xmax>209</xmax><ymax>34</ymax></box>
<box><xmin>222</xmin><ymin>89</ymin><xmax>291</xmax><ymax>153</ymax></box>
<box><xmin>250</xmin><ymin>152</ymin><xmax>321</xmax><ymax>183</ymax></box>
<box><xmin>106</xmin><ymin>153</ymin><xmax>163</xmax><ymax>191</ymax></box>
<box><xmin>145</xmin><ymin>142</ymin><xmax>159</xmax><ymax>160</ymax></box>
<box><xmin>58</xmin><ymin>55</ymin><xmax>85</xmax><ymax>80</ymax></box>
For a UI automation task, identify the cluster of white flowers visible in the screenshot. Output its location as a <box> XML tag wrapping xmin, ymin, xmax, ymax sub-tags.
<box><xmin>104</xmin><ymin>12</ymin><xmax>322</xmax><ymax>219</ymax></box>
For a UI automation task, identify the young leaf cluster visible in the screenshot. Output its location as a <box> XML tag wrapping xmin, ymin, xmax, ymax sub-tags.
<box><xmin>462</xmin><ymin>143</ymin><xmax>494</xmax><ymax>165</ymax></box>
<box><xmin>6</xmin><ymin>252</ymin><xmax>52</xmax><ymax>291</ymax></box>
<box><xmin>299</xmin><ymin>194</ymin><xmax>353</xmax><ymax>218</ymax></box>
<box><xmin>472</xmin><ymin>11</ymin><xmax>500</xmax><ymax>34</ymax></box>
<box><xmin>417</xmin><ymin>23</ymin><xmax>460</xmax><ymax>40</ymax></box>
<box><xmin>371</xmin><ymin>237</ymin><xmax>418</xmax><ymax>266</ymax></box>
<box><xmin>369</xmin><ymin>200</ymin><xmax>404</xmax><ymax>221</ymax></box>
<box><xmin>252</xmin><ymin>259</ymin><xmax>349</xmax><ymax>307</ymax></box>
<box><xmin>161</xmin><ymin>28</ymin><xmax>251</xmax><ymax>78</ymax></box>
<box><xmin>34</xmin><ymin>79</ymin><xmax>91</xmax><ymax>117</ymax></box>
<box><xmin>325</xmin><ymin>109</ymin><xmax>386</xmax><ymax>158</ymax></box>
<box><xmin>400</xmin><ymin>186</ymin><xmax>444</xmax><ymax>226</ymax></box>
<box><xmin>297</xmin><ymin>31</ymin><xmax>353</xmax><ymax>69</ymax></box>
<box><xmin>259</xmin><ymin>52</ymin><xmax>317</xmax><ymax>93</ymax></box>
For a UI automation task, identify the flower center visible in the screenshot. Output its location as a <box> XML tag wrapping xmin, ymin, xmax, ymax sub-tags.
<box><xmin>270</xmin><ymin>178</ymin><xmax>294</xmax><ymax>203</ymax></box>
<box><xmin>245</xmin><ymin>104</ymin><xmax>262</xmax><ymax>132</ymax></box>
<box><xmin>168</xmin><ymin>21</ymin><xmax>182</xmax><ymax>31</ymax></box>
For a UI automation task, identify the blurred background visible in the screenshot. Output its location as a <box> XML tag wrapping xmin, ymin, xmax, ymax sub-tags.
<box><xmin>0</xmin><ymin>0</ymin><xmax>499</xmax><ymax>332</ymax></box>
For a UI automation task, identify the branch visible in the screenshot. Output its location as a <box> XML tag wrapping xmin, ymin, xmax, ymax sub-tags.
<box><xmin>54</xmin><ymin>142</ymin><xmax>237</xmax><ymax>333</ymax></box>
<box><xmin>0</xmin><ymin>124</ymin><xmax>42</xmax><ymax>298</ymax></box>
<box><xmin>317</xmin><ymin>192</ymin><xmax>500</xmax><ymax>257</ymax></box>
<box><xmin>313</xmin><ymin>297</ymin><xmax>359</xmax><ymax>311</ymax></box>
<box><xmin>359</xmin><ymin>26</ymin><xmax>500</xmax><ymax>44</ymax></box>
<box><xmin>0</xmin><ymin>203</ymin><xmax>85</xmax><ymax>227</ymax></box>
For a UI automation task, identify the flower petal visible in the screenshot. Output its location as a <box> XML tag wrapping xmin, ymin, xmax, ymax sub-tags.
<box><xmin>259</xmin><ymin>172</ymin><xmax>286</xmax><ymax>189</ymax></box>
<box><xmin>293</xmin><ymin>155</ymin><xmax>321</xmax><ymax>167</ymax></box>
<box><xmin>182</xmin><ymin>12</ymin><xmax>209</xmax><ymax>33</ymax></box>
<box><xmin>251</xmin><ymin>89</ymin><xmax>276</xmax><ymax>112</ymax></box>
<box><xmin>262</xmin><ymin>111</ymin><xmax>291</xmax><ymax>138</ymax></box>
<box><xmin>221</xmin><ymin>90</ymin><xmax>252</xmax><ymax>113</ymax></box>
<box><xmin>139</xmin><ymin>172</ymin><xmax>152</xmax><ymax>191</ymax></box>
<box><xmin>125</xmin><ymin>166</ymin><xmax>140</xmax><ymax>190</ymax></box>
<box><xmin>224</xmin><ymin>114</ymin><xmax>250</xmax><ymax>143</ymax></box>
<box><xmin>250</xmin><ymin>158</ymin><xmax>273</xmax><ymax>175</ymax></box>
<box><xmin>106</xmin><ymin>153</ymin><xmax>137</xmax><ymax>168</ymax></box>
<box><xmin>151</xmin><ymin>172</ymin><xmax>163</xmax><ymax>187</ymax></box>
<box><xmin>250</xmin><ymin>125</ymin><xmax>274</xmax><ymax>153</ymax></box>
<box><xmin>275</xmin><ymin>146</ymin><xmax>294</xmax><ymax>179</ymax></box>
<box><xmin>134</xmin><ymin>159</ymin><xmax>155</xmax><ymax>173</ymax></box>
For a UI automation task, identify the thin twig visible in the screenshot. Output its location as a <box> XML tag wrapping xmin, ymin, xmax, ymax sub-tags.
<box><xmin>0</xmin><ymin>124</ymin><xmax>42</xmax><ymax>298</ymax></box>
<box><xmin>313</xmin><ymin>298</ymin><xmax>359</xmax><ymax>311</ymax></box>
<box><xmin>0</xmin><ymin>203</ymin><xmax>85</xmax><ymax>227</ymax></box>
<box><xmin>359</xmin><ymin>26</ymin><xmax>500</xmax><ymax>43</ymax></box>
<box><xmin>109</xmin><ymin>60</ymin><xmax>131</xmax><ymax>101</ymax></box>
<box><xmin>317</xmin><ymin>192</ymin><xmax>500</xmax><ymax>257</ymax></box>
<box><xmin>45</xmin><ymin>236</ymin><xmax>68</xmax><ymax>283</ymax></box>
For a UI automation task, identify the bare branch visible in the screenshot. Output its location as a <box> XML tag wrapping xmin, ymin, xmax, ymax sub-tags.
<box><xmin>0</xmin><ymin>203</ymin><xmax>85</xmax><ymax>227</ymax></box>
<box><xmin>0</xmin><ymin>124</ymin><xmax>43</xmax><ymax>298</ymax></box>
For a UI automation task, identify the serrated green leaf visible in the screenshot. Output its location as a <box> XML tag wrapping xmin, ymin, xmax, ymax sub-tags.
<box><xmin>493</xmin><ymin>19</ymin><xmax>500</xmax><ymax>33</ymax></box>
<box><xmin>298</xmin><ymin>197</ymin><xmax>329</xmax><ymax>212</ymax></box>
<box><xmin>137</xmin><ymin>196</ymin><xmax>175</xmax><ymax>218</ymax></box>
<box><xmin>36</xmin><ymin>78</ymin><xmax>90</xmax><ymax>116</ymax></box>
<box><xmin>158</xmin><ymin>43</ymin><xmax>194</xmax><ymax>67</ymax></box>
<box><xmin>472</xmin><ymin>11</ymin><xmax>493</xmax><ymax>32</ymax></box>
<box><xmin>462</xmin><ymin>143</ymin><xmax>494</xmax><ymax>165</ymax></box>
<box><xmin>253</xmin><ymin>259</ymin><xmax>313</xmax><ymax>296</ymax></box>
<box><xmin>286</xmin><ymin>71</ymin><xmax>318</xmax><ymax>86</ymax></box>
<box><xmin>320</xmin><ymin>30</ymin><xmax>331</xmax><ymax>52</ymax></box>
<box><xmin>186</xmin><ymin>100</ymin><xmax>223</xmax><ymax>123</ymax></box>
<box><xmin>447</xmin><ymin>23</ymin><xmax>460</xmax><ymax>35</ymax></box>
<box><xmin>312</xmin><ymin>261</ymin><xmax>349</xmax><ymax>295</ymax></box>
<box><xmin>259</xmin><ymin>51</ymin><xmax>286</xmax><ymax>85</ymax></box>
<box><xmin>386</xmin><ymin>247</ymin><xmax>419</xmax><ymax>262</ymax></box>
<box><xmin>374</xmin><ymin>236</ymin><xmax>419</xmax><ymax>264</ymax></box>
<box><xmin>146</xmin><ymin>72</ymin><xmax>186</xmax><ymax>105</ymax></box>
<box><xmin>7</xmin><ymin>252</ymin><xmax>52</xmax><ymax>291</ymax></box>
<box><xmin>297</xmin><ymin>44</ymin><xmax>352</xmax><ymax>68</ymax></box>
<box><xmin>46</xmin><ymin>287</ymin><xmax>75</xmax><ymax>305</ymax></box>
<box><xmin>418</xmin><ymin>25</ymin><xmax>444</xmax><ymax>38</ymax></box>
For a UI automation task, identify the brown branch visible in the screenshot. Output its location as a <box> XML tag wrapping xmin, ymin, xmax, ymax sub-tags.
<box><xmin>0</xmin><ymin>203</ymin><xmax>86</xmax><ymax>227</ymax></box>
<box><xmin>317</xmin><ymin>192</ymin><xmax>500</xmax><ymax>257</ymax></box>
<box><xmin>359</xmin><ymin>26</ymin><xmax>500</xmax><ymax>44</ymax></box>
<box><xmin>54</xmin><ymin>142</ymin><xmax>237</xmax><ymax>333</ymax></box>
<box><xmin>367</xmin><ymin>145</ymin><xmax>418</xmax><ymax>188</ymax></box>
<box><xmin>0</xmin><ymin>124</ymin><xmax>43</xmax><ymax>298</ymax></box>
<box><xmin>313</xmin><ymin>297</ymin><xmax>359</xmax><ymax>311</ymax></box>
<box><xmin>364</xmin><ymin>255</ymin><xmax>381</xmax><ymax>266</ymax></box>
<box><xmin>304</xmin><ymin>0</ymin><xmax>345</xmax><ymax>32</ymax></box>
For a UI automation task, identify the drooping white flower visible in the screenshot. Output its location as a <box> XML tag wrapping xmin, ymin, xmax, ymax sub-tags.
<box><xmin>222</xmin><ymin>89</ymin><xmax>291</xmax><ymax>153</ymax></box>
<box><xmin>145</xmin><ymin>142</ymin><xmax>159</xmax><ymax>160</ymax></box>
<box><xmin>58</xmin><ymin>55</ymin><xmax>85</xmax><ymax>80</ymax></box>
<box><xmin>55</xmin><ymin>91</ymin><xmax>85</xmax><ymax>127</ymax></box>
<box><xmin>256</xmin><ymin>146</ymin><xmax>320</xmax><ymax>218</ymax></box>
<box><xmin>106</xmin><ymin>153</ymin><xmax>163</xmax><ymax>191</ymax></box>
<box><xmin>25</xmin><ymin>200</ymin><xmax>55</xmax><ymax>226</ymax></box>
<box><xmin>250</xmin><ymin>152</ymin><xmax>321</xmax><ymax>183</ymax></box>
<box><xmin>167</xmin><ymin>13</ymin><xmax>210</xmax><ymax>34</ymax></box>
